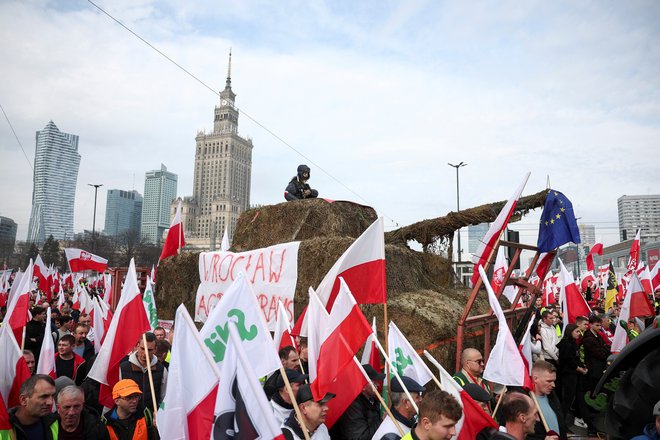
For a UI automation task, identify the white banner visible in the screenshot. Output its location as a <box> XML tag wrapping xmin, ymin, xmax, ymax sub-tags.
<box><xmin>195</xmin><ymin>242</ymin><xmax>300</xmax><ymax>328</ymax></box>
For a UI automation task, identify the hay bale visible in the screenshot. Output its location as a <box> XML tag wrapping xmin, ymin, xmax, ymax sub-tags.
<box><xmin>232</xmin><ymin>199</ymin><xmax>377</xmax><ymax>251</ymax></box>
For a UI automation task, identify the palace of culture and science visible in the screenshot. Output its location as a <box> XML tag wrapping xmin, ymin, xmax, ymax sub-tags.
<box><xmin>174</xmin><ymin>52</ymin><xmax>253</xmax><ymax>250</ymax></box>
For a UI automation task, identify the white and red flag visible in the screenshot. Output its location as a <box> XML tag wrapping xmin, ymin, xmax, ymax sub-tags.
<box><xmin>5</xmin><ymin>261</ymin><xmax>34</xmax><ymax>347</ymax></box>
<box><xmin>309</xmin><ymin>278</ymin><xmax>372</xmax><ymax>400</ymax></box>
<box><xmin>158</xmin><ymin>305</ymin><xmax>220</xmax><ymax>440</ymax></box>
<box><xmin>626</xmin><ymin>229</ymin><xmax>641</xmax><ymax>274</ymax></box>
<box><xmin>65</xmin><ymin>248</ymin><xmax>108</xmax><ymax>273</ymax></box>
<box><xmin>214</xmin><ymin>323</ymin><xmax>285</xmax><ymax>440</ymax></box>
<box><xmin>0</xmin><ymin>321</ymin><xmax>32</xmax><ymax>409</ymax></box>
<box><xmin>87</xmin><ymin>259</ymin><xmax>151</xmax><ymax>408</ymax></box>
<box><xmin>92</xmin><ymin>297</ymin><xmax>113</xmax><ymax>354</ymax></box>
<box><xmin>34</xmin><ymin>255</ymin><xmax>50</xmax><ymax>295</ymax></box>
<box><xmin>272</xmin><ymin>300</ymin><xmax>296</xmax><ymax>351</ymax></box>
<box><xmin>558</xmin><ymin>259</ymin><xmax>591</xmax><ymax>334</ymax></box>
<box><xmin>611</xmin><ymin>272</ymin><xmax>655</xmax><ymax>353</ymax></box>
<box><xmin>651</xmin><ymin>260</ymin><xmax>660</xmax><ymax>292</ymax></box>
<box><xmin>360</xmin><ymin>317</ymin><xmax>381</xmax><ymax>373</ymax></box>
<box><xmin>479</xmin><ymin>266</ymin><xmax>531</xmax><ymax>389</ymax></box>
<box><xmin>534</xmin><ymin>252</ymin><xmax>554</xmax><ymax>283</ymax></box>
<box><xmin>433</xmin><ymin>353</ymin><xmax>498</xmax><ymax>439</ymax></box>
<box><xmin>638</xmin><ymin>265</ymin><xmax>653</xmax><ymax>295</ymax></box>
<box><xmin>490</xmin><ymin>246</ymin><xmax>519</xmax><ymax>305</ymax></box>
<box><xmin>159</xmin><ymin>200</ymin><xmax>186</xmax><ymax>262</ymax></box>
<box><xmin>586</xmin><ymin>242</ymin><xmax>603</xmax><ymax>272</ymax></box>
<box><xmin>472</xmin><ymin>172</ymin><xmax>530</xmax><ymax>286</ymax></box>
<box><xmin>36</xmin><ymin>307</ymin><xmax>55</xmax><ymax>376</ymax></box>
<box><xmin>580</xmin><ymin>271</ymin><xmax>596</xmax><ymax>293</ymax></box>
<box><xmin>542</xmin><ymin>271</ymin><xmax>556</xmax><ymax>307</ymax></box>
<box><xmin>316</xmin><ymin>217</ymin><xmax>386</xmax><ymax>308</ymax></box>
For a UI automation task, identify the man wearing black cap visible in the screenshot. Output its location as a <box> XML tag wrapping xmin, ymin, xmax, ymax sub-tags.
<box><xmin>271</xmin><ymin>369</ymin><xmax>309</xmax><ymax>424</ymax></box>
<box><xmin>332</xmin><ymin>364</ymin><xmax>385</xmax><ymax>439</ymax></box>
<box><xmin>372</xmin><ymin>375</ymin><xmax>425</xmax><ymax>440</ymax></box>
<box><xmin>282</xmin><ymin>384</ymin><xmax>334</xmax><ymax>440</ymax></box>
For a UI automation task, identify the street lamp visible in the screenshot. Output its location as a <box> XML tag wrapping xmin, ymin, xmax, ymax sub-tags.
<box><xmin>88</xmin><ymin>183</ymin><xmax>103</xmax><ymax>251</ymax></box>
<box><xmin>448</xmin><ymin>162</ymin><xmax>467</xmax><ymax>262</ymax></box>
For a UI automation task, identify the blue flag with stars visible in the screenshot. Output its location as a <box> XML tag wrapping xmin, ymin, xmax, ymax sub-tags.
<box><xmin>537</xmin><ymin>189</ymin><xmax>581</xmax><ymax>253</ymax></box>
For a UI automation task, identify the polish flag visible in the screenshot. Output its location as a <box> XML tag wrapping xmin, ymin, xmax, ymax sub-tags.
<box><xmin>272</xmin><ymin>300</ymin><xmax>297</xmax><ymax>351</ymax></box>
<box><xmin>651</xmin><ymin>260</ymin><xmax>660</xmax><ymax>292</ymax></box>
<box><xmin>87</xmin><ymin>259</ymin><xmax>151</xmax><ymax>408</ymax></box>
<box><xmin>491</xmin><ymin>246</ymin><xmax>518</xmax><ymax>305</ymax></box>
<box><xmin>307</xmin><ymin>286</ymin><xmax>371</xmax><ymax>429</ymax></box>
<box><xmin>5</xmin><ymin>261</ymin><xmax>34</xmax><ymax>347</ymax></box>
<box><xmin>36</xmin><ymin>307</ymin><xmax>55</xmax><ymax>376</ymax></box>
<box><xmin>92</xmin><ymin>297</ymin><xmax>112</xmax><ymax>354</ymax></box>
<box><xmin>559</xmin><ymin>259</ymin><xmax>591</xmax><ymax>334</ymax></box>
<box><xmin>103</xmin><ymin>274</ymin><xmax>113</xmax><ymax>308</ymax></box>
<box><xmin>316</xmin><ymin>217</ymin><xmax>386</xmax><ymax>309</ymax></box>
<box><xmin>34</xmin><ymin>255</ymin><xmax>50</xmax><ymax>295</ymax></box>
<box><xmin>586</xmin><ymin>242</ymin><xmax>603</xmax><ymax>272</ymax></box>
<box><xmin>479</xmin><ymin>267</ymin><xmax>530</xmax><ymax>388</ymax></box>
<box><xmin>542</xmin><ymin>271</ymin><xmax>555</xmax><ymax>307</ymax></box>
<box><xmin>65</xmin><ymin>248</ymin><xmax>108</xmax><ymax>273</ymax></box>
<box><xmin>611</xmin><ymin>273</ymin><xmax>655</xmax><ymax>353</ymax></box>
<box><xmin>0</xmin><ymin>322</ymin><xmax>32</xmax><ymax>409</ymax></box>
<box><xmin>158</xmin><ymin>305</ymin><xmax>220</xmax><ymax>440</ymax></box>
<box><xmin>309</xmin><ymin>278</ymin><xmax>372</xmax><ymax>401</ymax></box>
<box><xmin>626</xmin><ymin>229</ymin><xmax>641</xmax><ymax>274</ymax></box>
<box><xmin>638</xmin><ymin>265</ymin><xmax>653</xmax><ymax>295</ymax></box>
<box><xmin>534</xmin><ymin>252</ymin><xmax>554</xmax><ymax>281</ymax></box>
<box><xmin>360</xmin><ymin>317</ymin><xmax>381</xmax><ymax>373</ymax></box>
<box><xmin>434</xmin><ymin>354</ymin><xmax>498</xmax><ymax>439</ymax></box>
<box><xmin>580</xmin><ymin>271</ymin><xmax>596</xmax><ymax>292</ymax></box>
<box><xmin>213</xmin><ymin>323</ymin><xmax>285</xmax><ymax>440</ymax></box>
<box><xmin>159</xmin><ymin>200</ymin><xmax>186</xmax><ymax>262</ymax></box>
<box><xmin>472</xmin><ymin>172</ymin><xmax>530</xmax><ymax>286</ymax></box>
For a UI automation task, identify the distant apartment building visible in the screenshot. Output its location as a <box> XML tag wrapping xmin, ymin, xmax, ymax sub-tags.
<box><xmin>0</xmin><ymin>216</ymin><xmax>17</xmax><ymax>260</ymax></box>
<box><xmin>140</xmin><ymin>165</ymin><xmax>177</xmax><ymax>244</ymax></box>
<box><xmin>27</xmin><ymin>121</ymin><xmax>81</xmax><ymax>245</ymax></box>
<box><xmin>578</xmin><ymin>223</ymin><xmax>596</xmax><ymax>247</ymax></box>
<box><xmin>617</xmin><ymin>195</ymin><xmax>660</xmax><ymax>242</ymax></box>
<box><xmin>104</xmin><ymin>189</ymin><xmax>143</xmax><ymax>238</ymax></box>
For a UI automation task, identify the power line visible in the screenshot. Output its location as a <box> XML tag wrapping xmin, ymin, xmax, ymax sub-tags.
<box><xmin>0</xmin><ymin>102</ymin><xmax>33</xmax><ymax>172</ymax></box>
<box><xmin>86</xmin><ymin>0</ymin><xmax>401</xmax><ymax>227</ymax></box>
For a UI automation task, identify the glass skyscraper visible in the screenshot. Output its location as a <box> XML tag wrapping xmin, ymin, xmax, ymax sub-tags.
<box><xmin>104</xmin><ymin>189</ymin><xmax>143</xmax><ymax>238</ymax></box>
<box><xmin>140</xmin><ymin>164</ymin><xmax>177</xmax><ymax>244</ymax></box>
<box><xmin>27</xmin><ymin>121</ymin><xmax>81</xmax><ymax>245</ymax></box>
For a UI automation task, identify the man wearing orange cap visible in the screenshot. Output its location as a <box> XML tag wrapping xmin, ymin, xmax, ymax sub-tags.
<box><xmin>103</xmin><ymin>379</ymin><xmax>159</xmax><ymax>440</ymax></box>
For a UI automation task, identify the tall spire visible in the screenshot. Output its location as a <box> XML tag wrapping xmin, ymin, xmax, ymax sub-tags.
<box><xmin>225</xmin><ymin>48</ymin><xmax>232</xmax><ymax>89</ymax></box>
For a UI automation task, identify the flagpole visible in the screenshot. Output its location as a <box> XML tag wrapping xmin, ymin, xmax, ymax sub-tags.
<box><xmin>383</xmin><ymin>303</ymin><xmax>390</xmax><ymax>407</ymax></box>
<box><xmin>142</xmin><ymin>333</ymin><xmax>159</xmax><ymax>415</ymax></box>
<box><xmin>279</xmin><ymin>365</ymin><xmax>311</xmax><ymax>440</ymax></box>
<box><xmin>371</xmin><ymin>333</ymin><xmax>419</xmax><ymax>414</ymax></box>
<box><xmin>421</xmin><ymin>351</ymin><xmax>445</xmax><ymax>390</ymax></box>
<box><xmin>353</xmin><ymin>357</ymin><xmax>405</xmax><ymax>436</ymax></box>
<box><xmin>491</xmin><ymin>386</ymin><xmax>506</xmax><ymax>417</ymax></box>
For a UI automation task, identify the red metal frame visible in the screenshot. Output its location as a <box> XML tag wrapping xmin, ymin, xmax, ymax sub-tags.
<box><xmin>454</xmin><ymin>240</ymin><xmax>555</xmax><ymax>371</ymax></box>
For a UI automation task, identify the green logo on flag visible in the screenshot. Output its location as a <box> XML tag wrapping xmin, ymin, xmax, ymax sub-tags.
<box><xmin>204</xmin><ymin>308</ymin><xmax>258</xmax><ymax>362</ymax></box>
<box><xmin>392</xmin><ymin>347</ymin><xmax>413</xmax><ymax>376</ymax></box>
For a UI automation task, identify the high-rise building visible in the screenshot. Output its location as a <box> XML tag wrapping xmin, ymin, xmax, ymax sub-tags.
<box><xmin>27</xmin><ymin>121</ymin><xmax>81</xmax><ymax>245</ymax></box>
<box><xmin>104</xmin><ymin>189</ymin><xmax>143</xmax><ymax>238</ymax></box>
<box><xmin>179</xmin><ymin>51</ymin><xmax>253</xmax><ymax>250</ymax></box>
<box><xmin>468</xmin><ymin>223</ymin><xmax>490</xmax><ymax>254</ymax></box>
<box><xmin>0</xmin><ymin>216</ymin><xmax>17</xmax><ymax>260</ymax></box>
<box><xmin>141</xmin><ymin>164</ymin><xmax>177</xmax><ymax>244</ymax></box>
<box><xmin>578</xmin><ymin>223</ymin><xmax>596</xmax><ymax>246</ymax></box>
<box><xmin>617</xmin><ymin>195</ymin><xmax>660</xmax><ymax>242</ymax></box>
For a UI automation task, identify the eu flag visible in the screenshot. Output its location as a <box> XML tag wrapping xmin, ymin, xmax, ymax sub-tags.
<box><xmin>537</xmin><ymin>189</ymin><xmax>581</xmax><ymax>252</ymax></box>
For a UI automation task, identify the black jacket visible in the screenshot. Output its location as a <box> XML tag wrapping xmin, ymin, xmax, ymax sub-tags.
<box><xmin>331</xmin><ymin>392</ymin><xmax>381</xmax><ymax>440</ymax></box>
<box><xmin>8</xmin><ymin>407</ymin><xmax>55</xmax><ymax>440</ymax></box>
<box><xmin>25</xmin><ymin>319</ymin><xmax>46</xmax><ymax>361</ymax></box>
<box><xmin>103</xmin><ymin>406</ymin><xmax>159</xmax><ymax>440</ymax></box>
<box><xmin>582</xmin><ymin>330</ymin><xmax>610</xmax><ymax>372</ymax></box>
<box><xmin>284</xmin><ymin>177</ymin><xmax>318</xmax><ymax>201</ymax></box>
<box><xmin>556</xmin><ymin>337</ymin><xmax>582</xmax><ymax>376</ymax></box>
<box><xmin>44</xmin><ymin>407</ymin><xmax>110</xmax><ymax>440</ymax></box>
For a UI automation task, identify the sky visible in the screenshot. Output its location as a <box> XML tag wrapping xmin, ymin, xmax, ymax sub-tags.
<box><xmin>1</xmin><ymin>0</ymin><xmax>659</xmax><ymax>257</ymax></box>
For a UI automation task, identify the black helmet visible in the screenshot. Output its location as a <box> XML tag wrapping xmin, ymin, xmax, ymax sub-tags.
<box><xmin>297</xmin><ymin>164</ymin><xmax>311</xmax><ymax>179</ymax></box>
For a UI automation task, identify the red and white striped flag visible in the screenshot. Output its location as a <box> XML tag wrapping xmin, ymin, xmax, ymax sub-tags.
<box><xmin>87</xmin><ymin>259</ymin><xmax>151</xmax><ymax>408</ymax></box>
<box><xmin>651</xmin><ymin>260</ymin><xmax>660</xmax><ymax>292</ymax></box>
<box><xmin>626</xmin><ymin>229</ymin><xmax>641</xmax><ymax>274</ymax></box>
<box><xmin>64</xmin><ymin>248</ymin><xmax>108</xmax><ymax>273</ymax></box>
<box><xmin>159</xmin><ymin>201</ymin><xmax>186</xmax><ymax>262</ymax></box>
<box><xmin>360</xmin><ymin>317</ymin><xmax>381</xmax><ymax>373</ymax></box>
<box><xmin>34</xmin><ymin>255</ymin><xmax>50</xmax><ymax>295</ymax></box>
<box><xmin>471</xmin><ymin>173</ymin><xmax>530</xmax><ymax>286</ymax></box>
<box><xmin>272</xmin><ymin>300</ymin><xmax>296</xmax><ymax>351</ymax></box>
<box><xmin>611</xmin><ymin>273</ymin><xmax>655</xmax><ymax>353</ymax></box>
<box><xmin>0</xmin><ymin>321</ymin><xmax>32</xmax><ymax>409</ymax></box>
<box><xmin>158</xmin><ymin>305</ymin><xmax>220</xmax><ymax>440</ymax></box>
<box><xmin>586</xmin><ymin>242</ymin><xmax>603</xmax><ymax>272</ymax></box>
<box><xmin>559</xmin><ymin>259</ymin><xmax>591</xmax><ymax>334</ymax></box>
<box><xmin>638</xmin><ymin>265</ymin><xmax>653</xmax><ymax>295</ymax></box>
<box><xmin>5</xmin><ymin>261</ymin><xmax>34</xmax><ymax>347</ymax></box>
